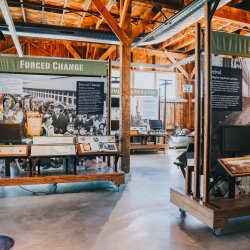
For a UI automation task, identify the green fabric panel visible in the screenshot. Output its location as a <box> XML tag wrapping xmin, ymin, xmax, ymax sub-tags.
<box><xmin>0</xmin><ymin>56</ymin><xmax>107</xmax><ymax>76</ymax></box>
<box><xmin>212</xmin><ymin>31</ymin><xmax>250</xmax><ymax>58</ymax></box>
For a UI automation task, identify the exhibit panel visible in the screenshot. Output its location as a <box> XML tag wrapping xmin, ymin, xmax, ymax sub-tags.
<box><xmin>0</xmin><ymin>56</ymin><xmax>125</xmax><ymax>187</ymax></box>
<box><xmin>170</xmin><ymin>27</ymin><xmax>250</xmax><ymax>236</ymax></box>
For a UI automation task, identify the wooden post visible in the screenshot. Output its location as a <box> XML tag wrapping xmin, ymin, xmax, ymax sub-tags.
<box><xmin>120</xmin><ymin>1</ymin><xmax>131</xmax><ymax>173</ymax></box>
<box><xmin>203</xmin><ymin>2</ymin><xmax>212</xmax><ymax>203</ymax></box>
<box><xmin>194</xmin><ymin>22</ymin><xmax>201</xmax><ymax>199</ymax></box>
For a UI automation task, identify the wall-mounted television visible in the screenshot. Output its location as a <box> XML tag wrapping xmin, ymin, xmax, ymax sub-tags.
<box><xmin>222</xmin><ymin>125</ymin><xmax>250</xmax><ymax>153</ymax></box>
<box><xmin>149</xmin><ymin>120</ymin><xmax>163</xmax><ymax>130</ymax></box>
<box><xmin>0</xmin><ymin>123</ymin><xmax>22</xmax><ymax>143</ymax></box>
<box><xmin>111</xmin><ymin>97</ymin><xmax>120</xmax><ymax>108</ymax></box>
<box><xmin>111</xmin><ymin>120</ymin><xmax>119</xmax><ymax>131</ymax></box>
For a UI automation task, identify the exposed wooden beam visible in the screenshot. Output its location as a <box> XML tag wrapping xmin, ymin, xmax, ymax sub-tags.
<box><xmin>0</xmin><ymin>0</ymin><xmax>23</xmax><ymax>57</ymax></box>
<box><xmin>41</xmin><ymin>0</ymin><xmax>45</xmax><ymax>24</ymax></box>
<box><xmin>60</xmin><ymin>0</ymin><xmax>68</xmax><ymax>26</ymax></box>
<box><xmin>167</xmin><ymin>34</ymin><xmax>195</xmax><ymax>51</ymax></box>
<box><xmin>0</xmin><ymin>42</ymin><xmax>26</xmax><ymax>53</ymax></box>
<box><xmin>134</xmin><ymin>0</ymin><xmax>183</xmax><ymax>10</ymax></box>
<box><xmin>30</xmin><ymin>43</ymin><xmax>52</xmax><ymax>56</ymax></box>
<box><xmin>63</xmin><ymin>42</ymin><xmax>81</xmax><ymax>59</ymax></box>
<box><xmin>78</xmin><ymin>0</ymin><xmax>91</xmax><ymax>27</ymax></box>
<box><xmin>133</xmin><ymin>47</ymin><xmax>188</xmax><ymax>60</ymax></box>
<box><xmin>91</xmin><ymin>0</ymin><xmax>131</xmax><ymax>46</ymax></box>
<box><xmin>190</xmin><ymin>66</ymin><xmax>196</xmax><ymax>79</ymax></box>
<box><xmin>119</xmin><ymin>0</ymin><xmax>130</xmax><ymax>27</ymax></box>
<box><xmin>20</xmin><ymin>0</ymin><xmax>26</xmax><ymax>22</ymax></box>
<box><xmin>214</xmin><ymin>6</ymin><xmax>250</xmax><ymax>27</ymax></box>
<box><xmin>131</xmin><ymin>8</ymin><xmax>157</xmax><ymax>42</ymax></box>
<box><xmin>96</xmin><ymin>0</ymin><xmax>116</xmax><ymax>29</ymax></box>
<box><xmin>99</xmin><ymin>45</ymin><xmax>116</xmax><ymax>60</ymax></box>
<box><xmin>164</xmin><ymin>51</ymin><xmax>189</xmax><ymax>79</ymax></box>
<box><xmin>85</xmin><ymin>43</ymin><xmax>91</xmax><ymax>59</ymax></box>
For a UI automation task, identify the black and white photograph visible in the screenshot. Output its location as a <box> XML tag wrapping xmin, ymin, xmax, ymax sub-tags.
<box><xmin>0</xmin><ymin>75</ymin><xmax>108</xmax><ymax>137</ymax></box>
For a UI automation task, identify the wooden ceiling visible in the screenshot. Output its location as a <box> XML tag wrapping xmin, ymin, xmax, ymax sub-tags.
<box><xmin>0</xmin><ymin>0</ymin><xmax>250</xmax><ymax>73</ymax></box>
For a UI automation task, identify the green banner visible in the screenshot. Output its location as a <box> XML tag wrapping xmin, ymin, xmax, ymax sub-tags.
<box><xmin>0</xmin><ymin>56</ymin><xmax>107</xmax><ymax>76</ymax></box>
<box><xmin>212</xmin><ymin>31</ymin><xmax>250</xmax><ymax>58</ymax></box>
<box><xmin>112</xmin><ymin>88</ymin><xmax>158</xmax><ymax>96</ymax></box>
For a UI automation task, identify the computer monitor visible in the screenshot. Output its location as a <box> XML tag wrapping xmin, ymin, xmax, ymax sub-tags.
<box><xmin>222</xmin><ymin>125</ymin><xmax>250</xmax><ymax>153</ymax></box>
<box><xmin>111</xmin><ymin>97</ymin><xmax>120</xmax><ymax>108</ymax></box>
<box><xmin>149</xmin><ymin>120</ymin><xmax>163</xmax><ymax>130</ymax></box>
<box><xmin>0</xmin><ymin>123</ymin><xmax>22</xmax><ymax>143</ymax></box>
<box><xmin>111</xmin><ymin>120</ymin><xmax>119</xmax><ymax>131</ymax></box>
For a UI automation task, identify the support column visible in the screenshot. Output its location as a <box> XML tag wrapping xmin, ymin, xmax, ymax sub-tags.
<box><xmin>194</xmin><ymin>22</ymin><xmax>201</xmax><ymax>199</ymax></box>
<box><xmin>120</xmin><ymin>1</ymin><xmax>131</xmax><ymax>173</ymax></box>
<box><xmin>203</xmin><ymin>2</ymin><xmax>212</xmax><ymax>203</ymax></box>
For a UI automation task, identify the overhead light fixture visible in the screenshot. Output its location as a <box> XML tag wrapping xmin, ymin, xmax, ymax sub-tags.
<box><xmin>0</xmin><ymin>30</ymin><xmax>6</xmax><ymax>40</ymax></box>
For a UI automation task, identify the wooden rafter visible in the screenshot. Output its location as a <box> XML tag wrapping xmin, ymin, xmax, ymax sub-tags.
<box><xmin>167</xmin><ymin>34</ymin><xmax>195</xmax><ymax>51</ymax></box>
<box><xmin>96</xmin><ymin>0</ymin><xmax>116</xmax><ymax>29</ymax></box>
<box><xmin>131</xmin><ymin>8</ymin><xmax>158</xmax><ymax>42</ymax></box>
<box><xmin>30</xmin><ymin>43</ymin><xmax>52</xmax><ymax>56</ymax></box>
<box><xmin>60</xmin><ymin>0</ymin><xmax>68</xmax><ymax>26</ymax></box>
<box><xmin>99</xmin><ymin>45</ymin><xmax>116</xmax><ymax>60</ymax></box>
<box><xmin>119</xmin><ymin>0</ymin><xmax>130</xmax><ymax>27</ymax></box>
<box><xmin>91</xmin><ymin>0</ymin><xmax>131</xmax><ymax>46</ymax></box>
<box><xmin>85</xmin><ymin>43</ymin><xmax>91</xmax><ymax>59</ymax></box>
<box><xmin>214</xmin><ymin>6</ymin><xmax>250</xmax><ymax>27</ymax></box>
<box><xmin>164</xmin><ymin>51</ymin><xmax>189</xmax><ymax>79</ymax></box>
<box><xmin>41</xmin><ymin>0</ymin><xmax>45</xmax><ymax>24</ymax></box>
<box><xmin>0</xmin><ymin>42</ymin><xmax>26</xmax><ymax>53</ymax></box>
<box><xmin>78</xmin><ymin>0</ymin><xmax>92</xmax><ymax>27</ymax></box>
<box><xmin>63</xmin><ymin>41</ymin><xmax>81</xmax><ymax>59</ymax></box>
<box><xmin>20</xmin><ymin>0</ymin><xmax>26</xmax><ymax>22</ymax></box>
<box><xmin>134</xmin><ymin>47</ymin><xmax>188</xmax><ymax>60</ymax></box>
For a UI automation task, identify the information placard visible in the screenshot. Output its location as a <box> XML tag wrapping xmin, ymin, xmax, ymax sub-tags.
<box><xmin>26</xmin><ymin>111</ymin><xmax>42</xmax><ymax>136</ymax></box>
<box><xmin>76</xmin><ymin>81</ymin><xmax>105</xmax><ymax>115</ymax></box>
<box><xmin>212</xmin><ymin>66</ymin><xmax>242</xmax><ymax>111</ymax></box>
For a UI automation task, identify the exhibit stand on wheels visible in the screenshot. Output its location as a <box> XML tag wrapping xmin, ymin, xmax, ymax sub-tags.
<box><xmin>0</xmin><ymin>55</ymin><xmax>124</xmax><ymax>190</ymax></box>
<box><xmin>170</xmin><ymin>2</ymin><xmax>250</xmax><ymax>236</ymax></box>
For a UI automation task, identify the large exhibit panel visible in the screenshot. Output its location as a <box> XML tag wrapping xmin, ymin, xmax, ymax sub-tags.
<box><xmin>170</xmin><ymin>26</ymin><xmax>250</xmax><ymax>236</ymax></box>
<box><xmin>0</xmin><ymin>55</ymin><xmax>124</xmax><ymax>187</ymax></box>
<box><xmin>210</xmin><ymin>57</ymin><xmax>250</xmax><ymax>198</ymax></box>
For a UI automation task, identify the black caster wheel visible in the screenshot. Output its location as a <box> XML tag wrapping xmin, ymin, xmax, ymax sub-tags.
<box><xmin>116</xmin><ymin>184</ymin><xmax>120</xmax><ymax>192</ymax></box>
<box><xmin>50</xmin><ymin>183</ymin><xmax>57</xmax><ymax>193</ymax></box>
<box><xmin>213</xmin><ymin>228</ymin><xmax>223</xmax><ymax>237</ymax></box>
<box><xmin>179</xmin><ymin>208</ymin><xmax>186</xmax><ymax>215</ymax></box>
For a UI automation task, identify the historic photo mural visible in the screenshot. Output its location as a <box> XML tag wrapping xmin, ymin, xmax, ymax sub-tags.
<box><xmin>0</xmin><ymin>75</ymin><xmax>107</xmax><ymax>137</ymax></box>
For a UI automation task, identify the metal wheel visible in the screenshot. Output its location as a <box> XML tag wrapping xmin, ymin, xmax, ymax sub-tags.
<box><xmin>50</xmin><ymin>183</ymin><xmax>57</xmax><ymax>193</ymax></box>
<box><xmin>179</xmin><ymin>208</ymin><xmax>186</xmax><ymax>215</ymax></box>
<box><xmin>213</xmin><ymin>228</ymin><xmax>223</xmax><ymax>237</ymax></box>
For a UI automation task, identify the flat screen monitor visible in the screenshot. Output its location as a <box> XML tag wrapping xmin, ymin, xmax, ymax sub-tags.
<box><xmin>111</xmin><ymin>120</ymin><xmax>119</xmax><ymax>131</ymax></box>
<box><xmin>149</xmin><ymin>120</ymin><xmax>163</xmax><ymax>130</ymax></box>
<box><xmin>111</xmin><ymin>97</ymin><xmax>120</xmax><ymax>108</ymax></box>
<box><xmin>222</xmin><ymin>125</ymin><xmax>250</xmax><ymax>153</ymax></box>
<box><xmin>0</xmin><ymin>123</ymin><xmax>22</xmax><ymax>143</ymax></box>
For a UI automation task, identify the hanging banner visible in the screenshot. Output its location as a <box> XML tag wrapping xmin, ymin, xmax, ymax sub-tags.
<box><xmin>111</xmin><ymin>88</ymin><xmax>158</xmax><ymax>96</ymax></box>
<box><xmin>76</xmin><ymin>81</ymin><xmax>105</xmax><ymax>115</ymax></box>
<box><xmin>0</xmin><ymin>56</ymin><xmax>107</xmax><ymax>76</ymax></box>
<box><xmin>212</xmin><ymin>31</ymin><xmax>250</xmax><ymax>58</ymax></box>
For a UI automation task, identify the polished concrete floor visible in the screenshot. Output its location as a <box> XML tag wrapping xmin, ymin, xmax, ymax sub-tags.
<box><xmin>0</xmin><ymin>150</ymin><xmax>250</xmax><ymax>250</ymax></box>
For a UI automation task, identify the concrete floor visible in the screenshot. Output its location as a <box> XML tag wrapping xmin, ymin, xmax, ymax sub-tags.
<box><xmin>0</xmin><ymin>150</ymin><xmax>250</xmax><ymax>250</ymax></box>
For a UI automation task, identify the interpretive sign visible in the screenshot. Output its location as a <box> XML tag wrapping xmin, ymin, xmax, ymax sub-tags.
<box><xmin>26</xmin><ymin>111</ymin><xmax>42</xmax><ymax>136</ymax></box>
<box><xmin>212</xmin><ymin>66</ymin><xmax>242</xmax><ymax>111</ymax></box>
<box><xmin>76</xmin><ymin>81</ymin><xmax>105</xmax><ymax>115</ymax></box>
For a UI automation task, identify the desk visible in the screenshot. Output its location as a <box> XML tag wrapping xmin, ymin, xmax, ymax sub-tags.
<box><xmin>130</xmin><ymin>134</ymin><xmax>168</xmax><ymax>153</ymax></box>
